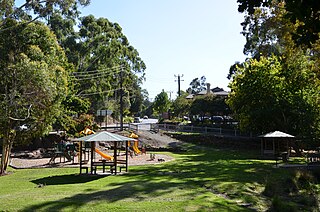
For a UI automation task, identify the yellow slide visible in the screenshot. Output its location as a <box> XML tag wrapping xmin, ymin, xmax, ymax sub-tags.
<box><xmin>95</xmin><ymin>148</ymin><xmax>113</xmax><ymax>161</ymax></box>
<box><xmin>133</xmin><ymin>140</ymin><xmax>141</xmax><ymax>154</ymax></box>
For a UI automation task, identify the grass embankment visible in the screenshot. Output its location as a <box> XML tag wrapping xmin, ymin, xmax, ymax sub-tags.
<box><xmin>0</xmin><ymin>143</ymin><xmax>319</xmax><ymax>211</ymax></box>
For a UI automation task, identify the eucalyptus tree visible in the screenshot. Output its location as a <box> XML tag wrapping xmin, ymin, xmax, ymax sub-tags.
<box><xmin>237</xmin><ymin>0</ymin><xmax>320</xmax><ymax>47</ymax></box>
<box><xmin>186</xmin><ymin>76</ymin><xmax>207</xmax><ymax>94</ymax></box>
<box><xmin>0</xmin><ymin>20</ymin><xmax>70</xmax><ymax>174</ymax></box>
<box><xmin>49</xmin><ymin>15</ymin><xmax>146</xmax><ymax>114</ymax></box>
<box><xmin>0</xmin><ymin>0</ymin><xmax>90</xmax><ymax>24</ymax></box>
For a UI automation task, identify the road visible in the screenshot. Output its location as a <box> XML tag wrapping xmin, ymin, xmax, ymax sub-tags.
<box><xmin>100</xmin><ymin>118</ymin><xmax>158</xmax><ymax>131</ymax></box>
<box><xmin>135</xmin><ymin>118</ymin><xmax>158</xmax><ymax>131</ymax></box>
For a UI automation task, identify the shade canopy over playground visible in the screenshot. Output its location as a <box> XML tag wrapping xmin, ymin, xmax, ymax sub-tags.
<box><xmin>259</xmin><ymin>131</ymin><xmax>295</xmax><ymax>138</ymax></box>
<box><xmin>258</xmin><ymin>131</ymin><xmax>295</xmax><ymax>155</ymax></box>
<box><xmin>76</xmin><ymin>131</ymin><xmax>136</xmax><ymax>142</ymax></box>
<box><xmin>75</xmin><ymin>131</ymin><xmax>136</xmax><ymax>175</ymax></box>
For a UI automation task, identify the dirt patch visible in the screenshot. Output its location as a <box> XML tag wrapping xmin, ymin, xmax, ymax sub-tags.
<box><xmin>10</xmin><ymin>152</ymin><xmax>174</xmax><ymax>169</ymax></box>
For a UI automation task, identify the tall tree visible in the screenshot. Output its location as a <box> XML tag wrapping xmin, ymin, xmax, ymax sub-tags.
<box><xmin>172</xmin><ymin>92</ymin><xmax>191</xmax><ymax>119</ymax></box>
<box><xmin>0</xmin><ymin>0</ymin><xmax>90</xmax><ymax>24</ymax></box>
<box><xmin>227</xmin><ymin>55</ymin><xmax>320</xmax><ymax>137</ymax></box>
<box><xmin>237</xmin><ymin>0</ymin><xmax>320</xmax><ymax>47</ymax></box>
<box><xmin>153</xmin><ymin>90</ymin><xmax>171</xmax><ymax>116</ymax></box>
<box><xmin>186</xmin><ymin>76</ymin><xmax>207</xmax><ymax>94</ymax></box>
<box><xmin>49</xmin><ymin>15</ymin><xmax>146</xmax><ymax>114</ymax></box>
<box><xmin>0</xmin><ymin>20</ymin><xmax>70</xmax><ymax>174</ymax></box>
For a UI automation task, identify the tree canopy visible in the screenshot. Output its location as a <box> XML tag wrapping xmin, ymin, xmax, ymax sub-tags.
<box><xmin>228</xmin><ymin>55</ymin><xmax>320</xmax><ymax>137</ymax></box>
<box><xmin>0</xmin><ymin>20</ymin><xmax>70</xmax><ymax>174</ymax></box>
<box><xmin>49</xmin><ymin>14</ymin><xmax>146</xmax><ymax>114</ymax></box>
<box><xmin>153</xmin><ymin>90</ymin><xmax>171</xmax><ymax>116</ymax></box>
<box><xmin>237</xmin><ymin>0</ymin><xmax>320</xmax><ymax>47</ymax></box>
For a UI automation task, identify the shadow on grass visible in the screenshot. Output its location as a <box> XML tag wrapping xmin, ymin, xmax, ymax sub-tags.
<box><xmin>31</xmin><ymin>174</ymin><xmax>107</xmax><ymax>185</ymax></box>
<box><xmin>21</xmin><ymin>147</ymin><xmax>280</xmax><ymax>211</ymax></box>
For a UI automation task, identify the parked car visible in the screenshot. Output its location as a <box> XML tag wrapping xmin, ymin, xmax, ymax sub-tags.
<box><xmin>143</xmin><ymin>116</ymin><xmax>148</xmax><ymax>119</ymax></box>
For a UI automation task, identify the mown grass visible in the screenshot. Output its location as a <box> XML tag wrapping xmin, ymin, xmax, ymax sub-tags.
<box><xmin>0</xmin><ymin>145</ymin><xmax>319</xmax><ymax>211</ymax></box>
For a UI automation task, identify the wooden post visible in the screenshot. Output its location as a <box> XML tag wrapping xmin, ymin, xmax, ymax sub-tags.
<box><xmin>125</xmin><ymin>140</ymin><xmax>128</xmax><ymax>172</ymax></box>
<box><xmin>79</xmin><ymin>141</ymin><xmax>83</xmax><ymax>174</ymax></box>
<box><xmin>114</xmin><ymin>141</ymin><xmax>117</xmax><ymax>175</ymax></box>
<box><xmin>261</xmin><ymin>139</ymin><xmax>263</xmax><ymax>155</ymax></box>
<box><xmin>273</xmin><ymin>139</ymin><xmax>275</xmax><ymax>155</ymax></box>
<box><xmin>90</xmin><ymin>142</ymin><xmax>94</xmax><ymax>174</ymax></box>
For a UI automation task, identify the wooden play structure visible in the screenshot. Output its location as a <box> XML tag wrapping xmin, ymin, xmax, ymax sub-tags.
<box><xmin>75</xmin><ymin>131</ymin><xmax>136</xmax><ymax>175</ymax></box>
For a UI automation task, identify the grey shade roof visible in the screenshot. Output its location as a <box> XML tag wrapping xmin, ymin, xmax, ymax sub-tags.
<box><xmin>258</xmin><ymin>131</ymin><xmax>295</xmax><ymax>138</ymax></box>
<box><xmin>75</xmin><ymin>131</ymin><xmax>136</xmax><ymax>142</ymax></box>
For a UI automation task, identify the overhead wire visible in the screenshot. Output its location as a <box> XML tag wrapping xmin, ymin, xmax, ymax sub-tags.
<box><xmin>77</xmin><ymin>88</ymin><xmax>121</xmax><ymax>97</ymax></box>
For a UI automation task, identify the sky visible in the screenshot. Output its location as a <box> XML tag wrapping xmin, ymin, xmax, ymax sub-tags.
<box><xmin>80</xmin><ymin>1</ymin><xmax>247</xmax><ymax>100</ymax></box>
<box><xmin>79</xmin><ymin>1</ymin><xmax>247</xmax><ymax>100</ymax></box>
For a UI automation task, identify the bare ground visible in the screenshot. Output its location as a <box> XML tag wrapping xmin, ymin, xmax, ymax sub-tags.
<box><xmin>9</xmin><ymin>130</ymin><xmax>182</xmax><ymax>169</ymax></box>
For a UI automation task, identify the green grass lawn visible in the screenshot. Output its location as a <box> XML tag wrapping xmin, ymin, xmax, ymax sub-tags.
<box><xmin>0</xmin><ymin>146</ymin><xmax>319</xmax><ymax>211</ymax></box>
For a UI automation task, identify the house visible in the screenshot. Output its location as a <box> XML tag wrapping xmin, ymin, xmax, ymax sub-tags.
<box><xmin>186</xmin><ymin>83</ymin><xmax>229</xmax><ymax>99</ymax></box>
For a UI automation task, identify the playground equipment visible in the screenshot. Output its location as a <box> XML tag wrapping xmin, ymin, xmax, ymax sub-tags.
<box><xmin>76</xmin><ymin>131</ymin><xmax>136</xmax><ymax>175</ymax></box>
<box><xmin>95</xmin><ymin>148</ymin><xmax>114</xmax><ymax>161</ymax></box>
<box><xmin>133</xmin><ymin>140</ymin><xmax>141</xmax><ymax>154</ymax></box>
<box><xmin>49</xmin><ymin>142</ymin><xmax>76</xmax><ymax>164</ymax></box>
<box><xmin>129</xmin><ymin>132</ymin><xmax>141</xmax><ymax>154</ymax></box>
<box><xmin>80</xmin><ymin>127</ymin><xmax>95</xmax><ymax>135</ymax></box>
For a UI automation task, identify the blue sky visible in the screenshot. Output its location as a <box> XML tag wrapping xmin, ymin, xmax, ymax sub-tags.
<box><xmin>14</xmin><ymin>0</ymin><xmax>246</xmax><ymax>100</ymax></box>
<box><xmin>80</xmin><ymin>1</ymin><xmax>247</xmax><ymax>100</ymax></box>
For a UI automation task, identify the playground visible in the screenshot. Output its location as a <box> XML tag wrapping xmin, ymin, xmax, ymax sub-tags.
<box><xmin>10</xmin><ymin>152</ymin><xmax>174</xmax><ymax>169</ymax></box>
<box><xmin>9</xmin><ymin>130</ymin><xmax>176</xmax><ymax>171</ymax></box>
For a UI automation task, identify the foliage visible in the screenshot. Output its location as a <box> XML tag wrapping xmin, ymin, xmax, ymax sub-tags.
<box><xmin>171</xmin><ymin>93</ymin><xmax>191</xmax><ymax>118</ymax></box>
<box><xmin>0</xmin><ymin>0</ymin><xmax>90</xmax><ymax>22</ymax></box>
<box><xmin>240</xmin><ymin>1</ymin><xmax>296</xmax><ymax>59</ymax></box>
<box><xmin>0</xmin><ymin>20</ymin><xmax>70</xmax><ymax>174</ymax></box>
<box><xmin>153</xmin><ymin>90</ymin><xmax>171</xmax><ymax>116</ymax></box>
<box><xmin>237</xmin><ymin>0</ymin><xmax>320</xmax><ymax>47</ymax></box>
<box><xmin>49</xmin><ymin>14</ymin><xmax>146</xmax><ymax>113</ymax></box>
<box><xmin>186</xmin><ymin>76</ymin><xmax>207</xmax><ymax>94</ymax></box>
<box><xmin>190</xmin><ymin>94</ymin><xmax>229</xmax><ymax>123</ymax></box>
<box><xmin>227</xmin><ymin>55</ymin><xmax>320</xmax><ymax>137</ymax></box>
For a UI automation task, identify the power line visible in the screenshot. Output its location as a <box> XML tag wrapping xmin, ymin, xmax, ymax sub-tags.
<box><xmin>77</xmin><ymin>88</ymin><xmax>121</xmax><ymax>96</ymax></box>
<box><xmin>72</xmin><ymin>65</ymin><xmax>124</xmax><ymax>75</ymax></box>
<box><xmin>71</xmin><ymin>70</ymin><xmax>122</xmax><ymax>81</ymax></box>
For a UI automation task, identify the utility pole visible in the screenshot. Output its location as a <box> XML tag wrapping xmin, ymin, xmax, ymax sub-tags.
<box><xmin>119</xmin><ymin>67</ymin><xmax>124</xmax><ymax>131</ymax></box>
<box><xmin>174</xmin><ymin>74</ymin><xmax>184</xmax><ymax>96</ymax></box>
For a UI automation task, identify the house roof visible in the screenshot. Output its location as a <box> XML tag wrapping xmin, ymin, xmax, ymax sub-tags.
<box><xmin>198</xmin><ymin>89</ymin><xmax>213</xmax><ymax>95</ymax></box>
<box><xmin>213</xmin><ymin>91</ymin><xmax>229</xmax><ymax>96</ymax></box>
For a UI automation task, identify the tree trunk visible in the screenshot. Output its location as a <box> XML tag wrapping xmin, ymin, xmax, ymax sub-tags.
<box><xmin>0</xmin><ymin>131</ymin><xmax>14</xmax><ymax>175</ymax></box>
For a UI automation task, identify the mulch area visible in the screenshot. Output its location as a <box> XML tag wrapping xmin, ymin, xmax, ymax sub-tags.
<box><xmin>10</xmin><ymin>152</ymin><xmax>174</xmax><ymax>169</ymax></box>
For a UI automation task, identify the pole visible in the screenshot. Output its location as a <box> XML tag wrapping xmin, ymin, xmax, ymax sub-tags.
<box><xmin>175</xmin><ymin>74</ymin><xmax>184</xmax><ymax>96</ymax></box>
<box><xmin>178</xmin><ymin>75</ymin><xmax>181</xmax><ymax>96</ymax></box>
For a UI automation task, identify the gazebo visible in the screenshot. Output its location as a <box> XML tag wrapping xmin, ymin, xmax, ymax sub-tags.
<box><xmin>258</xmin><ymin>131</ymin><xmax>295</xmax><ymax>156</ymax></box>
<box><xmin>75</xmin><ymin>131</ymin><xmax>136</xmax><ymax>175</ymax></box>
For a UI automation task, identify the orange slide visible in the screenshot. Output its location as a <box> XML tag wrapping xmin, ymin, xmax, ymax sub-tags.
<box><xmin>95</xmin><ymin>148</ymin><xmax>113</xmax><ymax>161</ymax></box>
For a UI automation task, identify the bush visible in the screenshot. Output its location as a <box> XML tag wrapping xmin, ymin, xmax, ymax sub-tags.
<box><xmin>271</xmin><ymin>196</ymin><xmax>298</xmax><ymax>212</ymax></box>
